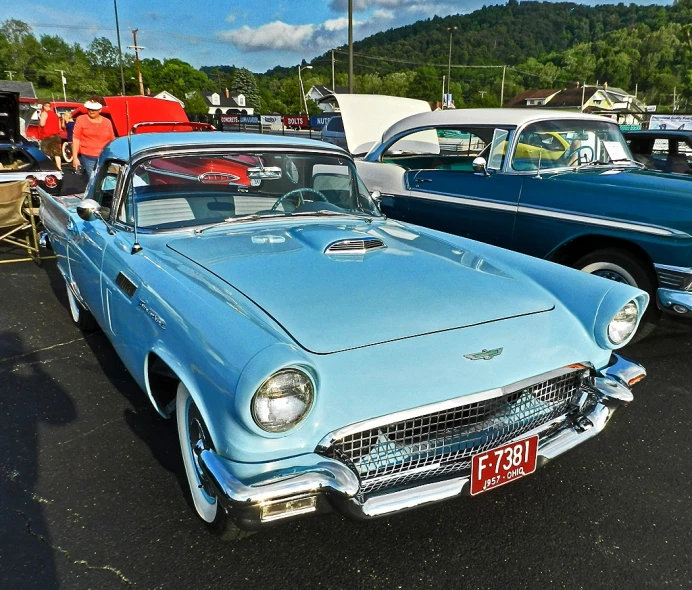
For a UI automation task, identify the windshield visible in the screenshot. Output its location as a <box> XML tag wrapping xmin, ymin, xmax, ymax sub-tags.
<box><xmin>512</xmin><ymin>119</ymin><xmax>634</xmax><ymax>171</ymax></box>
<box><xmin>118</xmin><ymin>151</ymin><xmax>380</xmax><ymax>230</ymax></box>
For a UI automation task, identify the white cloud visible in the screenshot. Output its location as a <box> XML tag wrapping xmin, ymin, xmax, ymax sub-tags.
<box><xmin>218</xmin><ymin>21</ymin><xmax>317</xmax><ymax>52</ymax></box>
<box><xmin>323</xmin><ymin>18</ymin><xmax>349</xmax><ymax>32</ymax></box>
<box><xmin>225</xmin><ymin>14</ymin><xmax>236</xmax><ymax>24</ymax></box>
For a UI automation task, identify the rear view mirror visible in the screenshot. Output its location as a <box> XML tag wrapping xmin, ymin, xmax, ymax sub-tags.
<box><xmin>76</xmin><ymin>198</ymin><xmax>102</xmax><ymax>221</ymax></box>
<box><xmin>247</xmin><ymin>166</ymin><xmax>282</xmax><ymax>180</ymax></box>
<box><xmin>472</xmin><ymin>157</ymin><xmax>488</xmax><ymax>175</ymax></box>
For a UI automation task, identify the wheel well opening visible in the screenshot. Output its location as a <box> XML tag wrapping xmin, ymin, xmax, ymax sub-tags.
<box><xmin>549</xmin><ymin>235</ymin><xmax>654</xmax><ymax>274</ymax></box>
<box><xmin>146</xmin><ymin>353</ymin><xmax>180</xmax><ymax>418</ymax></box>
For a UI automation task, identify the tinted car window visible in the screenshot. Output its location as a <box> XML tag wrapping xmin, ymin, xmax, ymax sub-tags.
<box><xmin>327</xmin><ymin>117</ymin><xmax>344</xmax><ymax>133</ymax></box>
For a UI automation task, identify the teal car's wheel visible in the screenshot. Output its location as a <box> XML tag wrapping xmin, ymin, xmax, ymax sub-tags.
<box><xmin>65</xmin><ymin>279</ymin><xmax>99</xmax><ymax>332</ymax></box>
<box><xmin>175</xmin><ymin>382</ymin><xmax>252</xmax><ymax>541</ymax></box>
<box><xmin>574</xmin><ymin>248</ymin><xmax>660</xmax><ymax>341</ymax></box>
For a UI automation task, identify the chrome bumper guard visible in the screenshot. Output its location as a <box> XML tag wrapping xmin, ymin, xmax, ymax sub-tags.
<box><xmin>197</xmin><ymin>354</ymin><xmax>644</xmax><ymax>530</ymax></box>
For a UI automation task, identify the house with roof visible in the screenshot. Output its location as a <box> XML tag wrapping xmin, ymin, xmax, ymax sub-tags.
<box><xmin>153</xmin><ymin>90</ymin><xmax>184</xmax><ymax>107</ymax></box>
<box><xmin>506</xmin><ymin>84</ymin><xmax>646</xmax><ymax>124</ymax></box>
<box><xmin>306</xmin><ymin>85</ymin><xmax>348</xmax><ymax>112</ymax></box>
<box><xmin>198</xmin><ymin>89</ymin><xmax>253</xmax><ymax>115</ymax></box>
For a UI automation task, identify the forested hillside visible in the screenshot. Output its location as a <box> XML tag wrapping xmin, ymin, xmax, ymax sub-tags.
<box><xmin>3</xmin><ymin>1</ymin><xmax>692</xmax><ymax>114</ymax></box>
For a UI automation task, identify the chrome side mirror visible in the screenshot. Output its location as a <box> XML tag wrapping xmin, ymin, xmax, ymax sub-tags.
<box><xmin>76</xmin><ymin>198</ymin><xmax>102</xmax><ymax>222</ymax></box>
<box><xmin>472</xmin><ymin>157</ymin><xmax>489</xmax><ymax>175</ymax></box>
<box><xmin>370</xmin><ymin>190</ymin><xmax>382</xmax><ymax>204</ymax></box>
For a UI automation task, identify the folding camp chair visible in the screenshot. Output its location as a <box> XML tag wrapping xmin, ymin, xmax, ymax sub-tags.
<box><xmin>0</xmin><ymin>180</ymin><xmax>45</xmax><ymax>263</ymax></box>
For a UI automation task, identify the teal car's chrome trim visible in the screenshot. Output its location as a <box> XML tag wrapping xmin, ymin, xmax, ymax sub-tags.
<box><xmin>409</xmin><ymin>190</ymin><xmax>517</xmax><ymax>213</ymax></box>
<box><xmin>654</xmin><ymin>263</ymin><xmax>692</xmax><ymax>291</ymax></box>
<box><xmin>517</xmin><ymin>205</ymin><xmax>688</xmax><ymax>238</ymax></box>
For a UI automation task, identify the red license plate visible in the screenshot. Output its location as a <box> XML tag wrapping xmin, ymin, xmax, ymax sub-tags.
<box><xmin>470</xmin><ymin>435</ymin><xmax>538</xmax><ymax>496</ymax></box>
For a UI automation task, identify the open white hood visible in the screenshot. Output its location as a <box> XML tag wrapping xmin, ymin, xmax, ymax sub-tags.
<box><xmin>329</xmin><ymin>94</ymin><xmax>431</xmax><ymax>155</ymax></box>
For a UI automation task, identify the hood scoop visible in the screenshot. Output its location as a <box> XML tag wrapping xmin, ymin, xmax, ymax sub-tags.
<box><xmin>325</xmin><ymin>237</ymin><xmax>386</xmax><ymax>255</ymax></box>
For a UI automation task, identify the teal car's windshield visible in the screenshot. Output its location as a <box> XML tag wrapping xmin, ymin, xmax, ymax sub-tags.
<box><xmin>512</xmin><ymin>119</ymin><xmax>635</xmax><ymax>171</ymax></box>
<box><xmin>119</xmin><ymin>151</ymin><xmax>380</xmax><ymax>230</ymax></box>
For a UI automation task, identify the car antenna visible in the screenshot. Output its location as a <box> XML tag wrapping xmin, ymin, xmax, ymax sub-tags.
<box><xmin>126</xmin><ymin>101</ymin><xmax>143</xmax><ymax>254</ymax></box>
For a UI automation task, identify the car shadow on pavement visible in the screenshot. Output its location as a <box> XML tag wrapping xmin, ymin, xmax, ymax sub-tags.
<box><xmin>0</xmin><ymin>331</ymin><xmax>77</xmax><ymax>590</ymax></box>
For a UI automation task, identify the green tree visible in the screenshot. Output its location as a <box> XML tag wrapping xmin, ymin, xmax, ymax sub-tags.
<box><xmin>184</xmin><ymin>91</ymin><xmax>210</xmax><ymax>115</ymax></box>
<box><xmin>231</xmin><ymin>68</ymin><xmax>261</xmax><ymax>112</ymax></box>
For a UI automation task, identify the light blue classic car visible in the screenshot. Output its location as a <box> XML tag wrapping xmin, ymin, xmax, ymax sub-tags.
<box><xmin>40</xmin><ymin>132</ymin><xmax>648</xmax><ymax>539</ymax></box>
<box><xmin>353</xmin><ymin>108</ymin><xmax>692</xmax><ymax>339</ymax></box>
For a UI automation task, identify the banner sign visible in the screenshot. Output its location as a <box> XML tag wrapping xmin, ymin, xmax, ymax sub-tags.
<box><xmin>261</xmin><ymin>115</ymin><xmax>283</xmax><ymax>126</ymax></box>
<box><xmin>649</xmin><ymin>114</ymin><xmax>692</xmax><ymax>131</ymax></box>
<box><xmin>311</xmin><ymin>115</ymin><xmax>335</xmax><ymax>129</ymax></box>
<box><xmin>220</xmin><ymin>115</ymin><xmax>239</xmax><ymax>124</ymax></box>
<box><xmin>283</xmin><ymin>115</ymin><xmax>309</xmax><ymax>128</ymax></box>
<box><xmin>240</xmin><ymin>115</ymin><xmax>260</xmax><ymax>125</ymax></box>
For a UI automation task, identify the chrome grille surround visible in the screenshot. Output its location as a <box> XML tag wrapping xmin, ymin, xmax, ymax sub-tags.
<box><xmin>655</xmin><ymin>264</ymin><xmax>692</xmax><ymax>291</ymax></box>
<box><xmin>325</xmin><ymin>238</ymin><xmax>386</xmax><ymax>254</ymax></box>
<box><xmin>317</xmin><ymin>366</ymin><xmax>586</xmax><ymax>497</ymax></box>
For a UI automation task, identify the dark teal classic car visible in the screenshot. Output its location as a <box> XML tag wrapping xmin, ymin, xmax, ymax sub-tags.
<box><xmin>353</xmin><ymin>108</ymin><xmax>692</xmax><ymax>337</ymax></box>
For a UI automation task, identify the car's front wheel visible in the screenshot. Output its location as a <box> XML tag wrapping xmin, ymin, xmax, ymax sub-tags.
<box><xmin>65</xmin><ymin>280</ymin><xmax>99</xmax><ymax>331</ymax></box>
<box><xmin>574</xmin><ymin>248</ymin><xmax>660</xmax><ymax>341</ymax></box>
<box><xmin>175</xmin><ymin>382</ymin><xmax>251</xmax><ymax>541</ymax></box>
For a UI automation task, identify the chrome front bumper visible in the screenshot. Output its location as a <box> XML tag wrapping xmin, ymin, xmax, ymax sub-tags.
<box><xmin>197</xmin><ymin>354</ymin><xmax>644</xmax><ymax>530</ymax></box>
<box><xmin>655</xmin><ymin>264</ymin><xmax>692</xmax><ymax>315</ymax></box>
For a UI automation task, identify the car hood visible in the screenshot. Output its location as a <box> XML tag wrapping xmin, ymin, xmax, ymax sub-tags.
<box><xmin>327</xmin><ymin>94</ymin><xmax>431</xmax><ymax>155</ymax></box>
<box><xmin>166</xmin><ymin>220</ymin><xmax>555</xmax><ymax>354</ymax></box>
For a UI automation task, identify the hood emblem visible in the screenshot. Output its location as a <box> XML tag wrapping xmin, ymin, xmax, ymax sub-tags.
<box><xmin>464</xmin><ymin>348</ymin><xmax>503</xmax><ymax>361</ymax></box>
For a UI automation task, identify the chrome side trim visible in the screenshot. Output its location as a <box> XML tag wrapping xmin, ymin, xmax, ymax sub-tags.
<box><xmin>317</xmin><ymin>364</ymin><xmax>586</xmax><ymax>448</ymax></box>
<box><xmin>516</xmin><ymin>205</ymin><xmax>687</xmax><ymax>238</ymax></box>
<box><xmin>409</xmin><ymin>190</ymin><xmax>517</xmax><ymax>213</ymax></box>
<box><xmin>654</xmin><ymin>263</ymin><xmax>692</xmax><ymax>291</ymax></box>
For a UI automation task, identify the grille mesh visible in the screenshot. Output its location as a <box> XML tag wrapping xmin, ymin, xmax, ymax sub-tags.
<box><xmin>319</xmin><ymin>369</ymin><xmax>582</xmax><ymax>496</ymax></box>
<box><xmin>325</xmin><ymin>238</ymin><xmax>385</xmax><ymax>254</ymax></box>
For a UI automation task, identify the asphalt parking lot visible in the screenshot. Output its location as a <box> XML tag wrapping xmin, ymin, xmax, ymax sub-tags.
<box><xmin>1</xmin><ymin>238</ymin><xmax>692</xmax><ymax>589</ymax></box>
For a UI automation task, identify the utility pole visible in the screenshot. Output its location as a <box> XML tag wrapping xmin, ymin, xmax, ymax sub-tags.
<box><xmin>446</xmin><ymin>27</ymin><xmax>457</xmax><ymax>98</ymax></box>
<box><xmin>500</xmin><ymin>65</ymin><xmax>506</xmax><ymax>107</ymax></box>
<box><xmin>128</xmin><ymin>29</ymin><xmax>145</xmax><ymax>96</ymax></box>
<box><xmin>55</xmin><ymin>70</ymin><xmax>67</xmax><ymax>101</ymax></box>
<box><xmin>113</xmin><ymin>0</ymin><xmax>127</xmax><ymax>95</ymax></box>
<box><xmin>331</xmin><ymin>50</ymin><xmax>335</xmax><ymax>92</ymax></box>
<box><xmin>348</xmin><ymin>0</ymin><xmax>353</xmax><ymax>93</ymax></box>
<box><xmin>4</xmin><ymin>71</ymin><xmax>16</xmax><ymax>80</ymax></box>
<box><xmin>442</xmin><ymin>75</ymin><xmax>446</xmax><ymax>109</ymax></box>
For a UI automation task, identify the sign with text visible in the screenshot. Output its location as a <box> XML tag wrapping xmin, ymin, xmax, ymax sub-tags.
<box><xmin>649</xmin><ymin>114</ymin><xmax>692</xmax><ymax>131</ymax></box>
<box><xmin>311</xmin><ymin>115</ymin><xmax>336</xmax><ymax>129</ymax></box>
<box><xmin>261</xmin><ymin>115</ymin><xmax>283</xmax><ymax>127</ymax></box>
<box><xmin>220</xmin><ymin>115</ymin><xmax>239</xmax><ymax>124</ymax></box>
<box><xmin>240</xmin><ymin>115</ymin><xmax>260</xmax><ymax>125</ymax></box>
<box><xmin>283</xmin><ymin>115</ymin><xmax>309</xmax><ymax>128</ymax></box>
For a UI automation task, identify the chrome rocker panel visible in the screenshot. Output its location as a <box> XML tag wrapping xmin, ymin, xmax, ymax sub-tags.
<box><xmin>197</xmin><ymin>354</ymin><xmax>644</xmax><ymax>530</ymax></box>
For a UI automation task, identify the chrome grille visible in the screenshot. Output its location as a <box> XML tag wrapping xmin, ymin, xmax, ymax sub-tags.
<box><xmin>656</xmin><ymin>267</ymin><xmax>692</xmax><ymax>291</ymax></box>
<box><xmin>318</xmin><ymin>369</ymin><xmax>582</xmax><ymax>496</ymax></box>
<box><xmin>325</xmin><ymin>238</ymin><xmax>385</xmax><ymax>254</ymax></box>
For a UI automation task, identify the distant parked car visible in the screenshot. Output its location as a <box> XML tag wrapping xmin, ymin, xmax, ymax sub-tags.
<box><xmin>1</xmin><ymin>92</ymin><xmax>62</xmax><ymax>195</ymax></box>
<box><xmin>39</xmin><ymin>131</ymin><xmax>647</xmax><ymax>538</ymax></box>
<box><xmin>319</xmin><ymin>116</ymin><xmax>346</xmax><ymax>149</ymax></box>
<box><xmin>623</xmin><ymin>129</ymin><xmax>692</xmax><ymax>175</ymax></box>
<box><xmin>350</xmin><ymin>105</ymin><xmax>692</xmax><ymax>338</ymax></box>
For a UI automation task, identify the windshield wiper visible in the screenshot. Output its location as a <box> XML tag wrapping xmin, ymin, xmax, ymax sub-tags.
<box><xmin>291</xmin><ymin>210</ymin><xmax>376</xmax><ymax>221</ymax></box>
<box><xmin>194</xmin><ymin>213</ymin><xmax>287</xmax><ymax>235</ymax></box>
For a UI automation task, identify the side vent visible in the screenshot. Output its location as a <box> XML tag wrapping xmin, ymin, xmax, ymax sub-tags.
<box><xmin>115</xmin><ymin>272</ymin><xmax>137</xmax><ymax>298</ymax></box>
<box><xmin>325</xmin><ymin>238</ymin><xmax>386</xmax><ymax>254</ymax></box>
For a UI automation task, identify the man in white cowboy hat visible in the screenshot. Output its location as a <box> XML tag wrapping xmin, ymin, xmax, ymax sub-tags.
<box><xmin>72</xmin><ymin>95</ymin><xmax>115</xmax><ymax>177</ymax></box>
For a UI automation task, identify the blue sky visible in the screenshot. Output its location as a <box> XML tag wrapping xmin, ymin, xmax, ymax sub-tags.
<box><xmin>9</xmin><ymin>1</ymin><xmax>672</xmax><ymax>73</ymax></box>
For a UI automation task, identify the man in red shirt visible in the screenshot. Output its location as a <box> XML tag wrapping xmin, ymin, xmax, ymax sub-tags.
<box><xmin>38</xmin><ymin>103</ymin><xmax>63</xmax><ymax>171</ymax></box>
<box><xmin>72</xmin><ymin>96</ymin><xmax>115</xmax><ymax>178</ymax></box>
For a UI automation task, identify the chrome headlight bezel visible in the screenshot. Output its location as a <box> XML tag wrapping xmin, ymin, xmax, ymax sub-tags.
<box><xmin>607</xmin><ymin>300</ymin><xmax>639</xmax><ymax>345</ymax></box>
<box><xmin>251</xmin><ymin>368</ymin><xmax>315</xmax><ymax>433</ymax></box>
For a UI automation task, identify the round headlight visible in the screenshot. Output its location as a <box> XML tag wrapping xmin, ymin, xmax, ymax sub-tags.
<box><xmin>608</xmin><ymin>301</ymin><xmax>639</xmax><ymax>345</ymax></box>
<box><xmin>252</xmin><ymin>369</ymin><xmax>314</xmax><ymax>433</ymax></box>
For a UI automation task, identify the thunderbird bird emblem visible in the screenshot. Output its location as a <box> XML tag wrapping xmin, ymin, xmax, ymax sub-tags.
<box><xmin>464</xmin><ymin>348</ymin><xmax>503</xmax><ymax>361</ymax></box>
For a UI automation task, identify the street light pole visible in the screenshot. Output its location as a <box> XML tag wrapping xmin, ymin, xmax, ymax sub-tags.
<box><xmin>298</xmin><ymin>65</ymin><xmax>312</xmax><ymax>114</ymax></box>
<box><xmin>128</xmin><ymin>29</ymin><xmax>145</xmax><ymax>96</ymax></box>
<box><xmin>446</xmin><ymin>26</ymin><xmax>457</xmax><ymax>104</ymax></box>
<box><xmin>55</xmin><ymin>69</ymin><xmax>67</xmax><ymax>101</ymax></box>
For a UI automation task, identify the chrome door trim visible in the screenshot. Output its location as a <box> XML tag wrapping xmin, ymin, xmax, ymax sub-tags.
<box><xmin>409</xmin><ymin>189</ymin><xmax>518</xmax><ymax>213</ymax></box>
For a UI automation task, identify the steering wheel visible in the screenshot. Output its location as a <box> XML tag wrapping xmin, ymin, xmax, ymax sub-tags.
<box><xmin>271</xmin><ymin>188</ymin><xmax>329</xmax><ymax>211</ymax></box>
<box><xmin>566</xmin><ymin>145</ymin><xmax>595</xmax><ymax>166</ymax></box>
